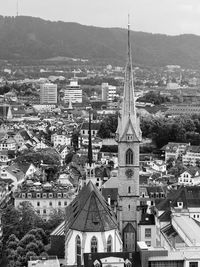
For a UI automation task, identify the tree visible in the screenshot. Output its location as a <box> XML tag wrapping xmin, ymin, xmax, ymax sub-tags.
<box><xmin>26</xmin><ymin>242</ymin><xmax>39</xmax><ymax>254</ymax></box>
<box><xmin>1</xmin><ymin>205</ymin><xmax>20</xmax><ymax>244</ymax></box>
<box><xmin>18</xmin><ymin>202</ymin><xmax>40</xmax><ymax>238</ymax></box>
<box><xmin>19</xmin><ymin>234</ymin><xmax>37</xmax><ymax>248</ymax></box>
<box><xmin>46</xmin><ymin>209</ymin><xmax>64</xmax><ymax>234</ymax></box>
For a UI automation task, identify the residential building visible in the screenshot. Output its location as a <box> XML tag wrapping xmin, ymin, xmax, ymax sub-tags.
<box><xmin>80</xmin><ymin>122</ymin><xmax>100</xmax><ymax>137</ymax></box>
<box><xmin>162</xmin><ymin>142</ymin><xmax>189</xmax><ymax>161</ymax></box>
<box><xmin>51</xmin><ymin>133</ymin><xmax>71</xmax><ymax>147</ymax></box>
<box><xmin>14</xmin><ymin>182</ymin><xmax>74</xmax><ymax>220</ymax></box>
<box><xmin>138</xmin><ymin>214</ymin><xmax>156</xmax><ymax>247</ymax></box>
<box><xmin>40</xmin><ymin>83</ymin><xmax>57</xmax><ymax>104</ymax></box>
<box><xmin>182</xmin><ymin>146</ymin><xmax>200</xmax><ymax>166</ymax></box>
<box><xmin>101</xmin><ymin>83</ymin><xmax>117</xmax><ymax>102</ymax></box>
<box><xmin>64</xmin><ymin>78</ymin><xmax>82</xmax><ymax>103</ymax></box>
<box><xmin>178</xmin><ymin>167</ymin><xmax>200</xmax><ymax>186</ymax></box>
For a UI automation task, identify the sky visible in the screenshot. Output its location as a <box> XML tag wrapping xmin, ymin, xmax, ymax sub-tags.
<box><xmin>1</xmin><ymin>0</ymin><xmax>200</xmax><ymax>35</ymax></box>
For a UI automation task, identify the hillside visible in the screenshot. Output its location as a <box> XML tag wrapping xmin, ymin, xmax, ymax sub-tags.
<box><xmin>0</xmin><ymin>15</ymin><xmax>200</xmax><ymax>67</ymax></box>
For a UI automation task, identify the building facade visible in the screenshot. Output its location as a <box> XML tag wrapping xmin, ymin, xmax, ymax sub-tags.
<box><xmin>64</xmin><ymin>79</ymin><xmax>82</xmax><ymax>103</ymax></box>
<box><xmin>40</xmin><ymin>83</ymin><xmax>58</xmax><ymax>104</ymax></box>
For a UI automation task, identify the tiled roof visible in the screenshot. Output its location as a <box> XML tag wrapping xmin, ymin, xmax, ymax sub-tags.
<box><xmin>156</xmin><ymin>186</ymin><xmax>200</xmax><ymax>211</ymax></box>
<box><xmin>65</xmin><ymin>181</ymin><xmax>118</xmax><ymax>232</ymax></box>
<box><xmin>81</xmin><ymin>122</ymin><xmax>100</xmax><ymax>131</ymax></box>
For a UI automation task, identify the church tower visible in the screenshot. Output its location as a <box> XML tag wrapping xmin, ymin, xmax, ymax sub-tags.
<box><xmin>116</xmin><ymin>18</ymin><xmax>142</xmax><ymax>251</ymax></box>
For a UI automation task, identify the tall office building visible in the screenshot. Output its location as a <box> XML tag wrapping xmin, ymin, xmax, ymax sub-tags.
<box><xmin>101</xmin><ymin>83</ymin><xmax>117</xmax><ymax>101</ymax></box>
<box><xmin>40</xmin><ymin>83</ymin><xmax>57</xmax><ymax>104</ymax></box>
<box><xmin>116</xmin><ymin>21</ymin><xmax>142</xmax><ymax>251</ymax></box>
<box><xmin>64</xmin><ymin>78</ymin><xmax>82</xmax><ymax>103</ymax></box>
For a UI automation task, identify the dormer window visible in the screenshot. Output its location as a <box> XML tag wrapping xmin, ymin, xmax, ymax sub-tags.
<box><xmin>177</xmin><ymin>202</ymin><xmax>183</xmax><ymax>208</ymax></box>
<box><xmin>127</xmin><ymin>134</ymin><xmax>133</xmax><ymax>141</ymax></box>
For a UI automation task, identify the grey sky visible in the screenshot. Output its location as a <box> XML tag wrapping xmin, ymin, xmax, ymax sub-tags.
<box><xmin>2</xmin><ymin>0</ymin><xmax>200</xmax><ymax>35</ymax></box>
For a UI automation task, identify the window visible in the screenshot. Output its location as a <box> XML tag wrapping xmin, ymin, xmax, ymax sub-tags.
<box><xmin>128</xmin><ymin>204</ymin><xmax>130</xmax><ymax>211</ymax></box>
<box><xmin>27</xmin><ymin>193</ymin><xmax>32</xmax><ymax>199</ymax></box>
<box><xmin>42</xmin><ymin>193</ymin><xmax>47</xmax><ymax>198</ymax></box>
<box><xmin>43</xmin><ymin>209</ymin><xmax>46</xmax><ymax>214</ymax></box>
<box><xmin>146</xmin><ymin>241</ymin><xmax>151</xmax><ymax>247</ymax></box>
<box><xmin>37</xmin><ymin>210</ymin><xmax>40</xmax><ymax>214</ymax></box>
<box><xmin>145</xmin><ymin>228</ymin><xmax>151</xmax><ymax>238</ymax></box>
<box><xmin>76</xmin><ymin>235</ymin><xmax>81</xmax><ymax>266</ymax></box>
<box><xmin>58</xmin><ymin>201</ymin><xmax>61</xmax><ymax>206</ymax></box>
<box><xmin>49</xmin><ymin>193</ymin><xmax>53</xmax><ymax>198</ymax></box>
<box><xmin>91</xmin><ymin>236</ymin><xmax>98</xmax><ymax>253</ymax></box>
<box><xmin>189</xmin><ymin>263</ymin><xmax>198</xmax><ymax>267</ymax></box>
<box><xmin>57</xmin><ymin>193</ymin><xmax>62</xmax><ymax>198</ymax></box>
<box><xmin>49</xmin><ymin>202</ymin><xmax>52</xmax><ymax>206</ymax></box>
<box><xmin>36</xmin><ymin>193</ymin><xmax>41</xmax><ymax>198</ymax></box>
<box><xmin>107</xmin><ymin>235</ymin><xmax>112</xmax><ymax>252</ymax></box>
<box><xmin>37</xmin><ymin>202</ymin><xmax>40</xmax><ymax>207</ymax></box>
<box><xmin>128</xmin><ymin>186</ymin><xmax>131</xmax><ymax>193</ymax></box>
<box><xmin>126</xmin><ymin>149</ymin><xmax>133</xmax><ymax>165</ymax></box>
<box><xmin>22</xmin><ymin>193</ymin><xmax>26</xmax><ymax>198</ymax></box>
<box><xmin>64</xmin><ymin>201</ymin><xmax>67</xmax><ymax>206</ymax></box>
<box><xmin>63</xmin><ymin>193</ymin><xmax>67</xmax><ymax>198</ymax></box>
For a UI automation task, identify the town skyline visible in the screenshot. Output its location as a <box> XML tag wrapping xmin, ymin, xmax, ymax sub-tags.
<box><xmin>2</xmin><ymin>0</ymin><xmax>200</xmax><ymax>36</ymax></box>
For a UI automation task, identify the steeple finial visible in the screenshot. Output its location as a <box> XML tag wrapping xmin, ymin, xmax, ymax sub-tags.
<box><xmin>128</xmin><ymin>14</ymin><xmax>130</xmax><ymax>60</ymax></box>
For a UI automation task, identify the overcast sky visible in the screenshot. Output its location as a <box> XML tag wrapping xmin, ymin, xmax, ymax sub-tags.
<box><xmin>2</xmin><ymin>0</ymin><xmax>200</xmax><ymax>35</ymax></box>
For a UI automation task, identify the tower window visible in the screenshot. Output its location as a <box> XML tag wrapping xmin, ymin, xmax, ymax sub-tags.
<box><xmin>126</xmin><ymin>149</ymin><xmax>133</xmax><ymax>165</ymax></box>
<box><xmin>128</xmin><ymin>186</ymin><xmax>131</xmax><ymax>193</ymax></box>
<box><xmin>128</xmin><ymin>204</ymin><xmax>130</xmax><ymax>211</ymax></box>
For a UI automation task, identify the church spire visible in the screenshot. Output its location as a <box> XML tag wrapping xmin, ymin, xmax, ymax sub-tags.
<box><xmin>116</xmin><ymin>16</ymin><xmax>141</xmax><ymax>142</ymax></box>
<box><xmin>121</xmin><ymin>15</ymin><xmax>136</xmax><ymax>118</ymax></box>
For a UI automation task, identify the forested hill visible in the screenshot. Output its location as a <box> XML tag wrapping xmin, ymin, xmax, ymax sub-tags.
<box><xmin>1</xmin><ymin>15</ymin><xmax>200</xmax><ymax>67</ymax></box>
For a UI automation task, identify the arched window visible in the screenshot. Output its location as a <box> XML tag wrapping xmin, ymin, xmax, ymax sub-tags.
<box><xmin>76</xmin><ymin>235</ymin><xmax>81</xmax><ymax>266</ymax></box>
<box><xmin>91</xmin><ymin>236</ymin><xmax>98</xmax><ymax>253</ymax></box>
<box><xmin>107</xmin><ymin>235</ymin><xmax>112</xmax><ymax>252</ymax></box>
<box><xmin>126</xmin><ymin>149</ymin><xmax>133</xmax><ymax>165</ymax></box>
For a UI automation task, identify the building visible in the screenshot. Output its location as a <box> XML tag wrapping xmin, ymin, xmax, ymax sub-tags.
<box><xmin>101</xmin><ymin>83</ymin><xmax>117</xmax><ymax>102</ymax></box>
<box><xmin>182</xmin><ymin>146</ymin><xmax>200</xmax><ymax>166</ymax></box>
<box><xmin>162</xmin><ymin>142</ymin><xmax>190</xmax><ymax>161</ymax></box>
<box><xmin>64</xmin><ymin>78</ymin><xmax>82</xmax><ymax>103</ymax></box>
<box><xmin>178</xmin><ymin>167</ymin><xmax>200</xmax><ymax>186</ymax></box>
<box><xmin>14</xmin><ymin>182</ymin><xmax>74</xmax><ymax>220</ymax></box>
<box><xmin>115</xmin><ymin>23</ymin><xmax>142</xmax><ymax>251</ymax></box>
<box><xmin>40</xmin><ymin>83</ymin><xmax>57</xmax><ymax>104</ymax></box>
<box><xmin>64</xmin><ymin>181</ymin><xmax>122</xmax><ymax>266</ymax></box>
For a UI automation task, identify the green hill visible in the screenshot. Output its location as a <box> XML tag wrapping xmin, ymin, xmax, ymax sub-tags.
<box><xmin>0</xmin><ymin>15</ymin><xmax>200</xmax><ymax>67</ymax></box>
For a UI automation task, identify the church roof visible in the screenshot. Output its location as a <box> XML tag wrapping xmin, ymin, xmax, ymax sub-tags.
<box><xmin>65</xmin><ymin>181</ymin><xmax>118</xmax><ymax>232</ymax></box>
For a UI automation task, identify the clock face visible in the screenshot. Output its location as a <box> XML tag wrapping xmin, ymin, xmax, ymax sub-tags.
<box><xmin>125</xmin><ymin>169</ymin><xmax>134</xmax><ymax>178</ymax></box>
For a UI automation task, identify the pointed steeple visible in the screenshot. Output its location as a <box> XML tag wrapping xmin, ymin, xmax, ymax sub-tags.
<box><xmin>116</xmin><ymin>16</ymin><xmax>141</xmax><ymax>142</ymax></box>
<box><xmin>87</xmin><ymin>109</ymin><xmax>93</xmax><ymax>166</ymax></box>
<box><xmin>122</xmin><ymin>15</ymin><xmax>136</xmax><ymax>118</ymax></box>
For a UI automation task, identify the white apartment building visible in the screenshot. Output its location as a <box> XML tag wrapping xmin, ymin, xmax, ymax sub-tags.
<box><xmin>14</xmin><ymin>183</ymin><xmax>74</xmax><ymax>220</ymax></box>
<box><xmin>64</xmin><ymin>79</ymin><xmax>82</xmax><ymax>103</ymax></box>
<box><xmin>101</xmin><ymin>83</ymin><xmax>117</xmax><ymax>102</ymax></box>
<box><xmin>40</xmin><ymin>83</ymin><xmax>57</xmax><ymax>104</ymax></box>
<box><xmin>182</xmin><ymin>146</ymin><xmax>200</xmax><ymax>166</ymax></box>
<box><xmin>51</xmin><ymin>133</ymin><xmax>71</xmax><ymax>148</ymax></box>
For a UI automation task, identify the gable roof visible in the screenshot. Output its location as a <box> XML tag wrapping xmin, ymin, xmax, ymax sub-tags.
<box><xmin>65</xmin><ymin>181</ymin><xmax>118</xmax><ymax>232</ymax></box>
<box><xmin>81</xmin><ymin>122</ymin><xmax>100</xmax><ymax>131</ymax></box>
<box><xmin>156</xmin><ymin>186</ymin><xmax>200</xmax><ymax>211</ymax></box>
<box><xmin>181</xmin><ymin>166</ymin><xmax>200</xmax><ymax>177</ymax></box>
